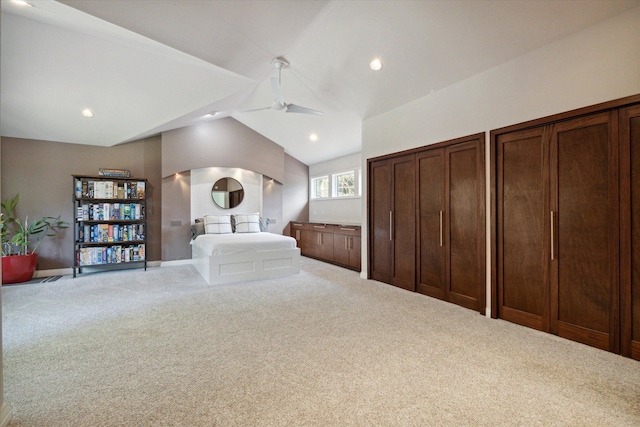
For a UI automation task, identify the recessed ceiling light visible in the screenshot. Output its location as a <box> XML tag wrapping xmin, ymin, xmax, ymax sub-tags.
<box><xmin>369</xmin><ymin>58</ymin><xmax>383</xmax><ymax>71</ymax></box>
<box><xmin>81</xmin><ymin>109</ymin><xmax>94</xmax><ymax>118</ymax></box>
<box><xmin>208</xmin><ymin>111</ymin><xmax>217</xmax><ymax>116</ymax></box>
<box><xmin>309</xmin><ymin>133</ymin><xmax>318</xmax><ymax>142</ymax></box>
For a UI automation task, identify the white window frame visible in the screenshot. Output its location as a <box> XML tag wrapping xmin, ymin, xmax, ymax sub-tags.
<box><xmin>310</xmin><ymin>175</ymin><xmax>329</xmax><ymax>199</ymax></box>
<box><xmin>333</xmin><ymin>169</ymin><xmax>358</xmax><ymax>197</ymax></box>
<box><xmin>310</xmin><ymin>168</ymin><xmax>361</xmax><ymax>200</ymax></box>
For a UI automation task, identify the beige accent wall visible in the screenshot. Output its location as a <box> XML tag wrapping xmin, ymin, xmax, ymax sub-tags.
<box><xmin>161</xmin><ymin>171</ymin><xmax>192</xmax><ymax>261</ymax></box>
<box><xmin>282</xmin><ymin>154</ymin><xmax>309</xmax><ymax>236</ymax></box>
<box><xmin>0</xmin><ymin>136</ymin><xmax>162</xmax><ymax>269</ymax></box>
<box><xmin>161</xmin><ymin>117</ymin><xmax>286</xmax><ymax>183</ymax></box>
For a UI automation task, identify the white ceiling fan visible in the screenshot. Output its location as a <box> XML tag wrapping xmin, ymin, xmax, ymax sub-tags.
<box><xmin>244</xmin><ymin>57</ymin><xmax>323</xmax><ymax>115</ymax></box>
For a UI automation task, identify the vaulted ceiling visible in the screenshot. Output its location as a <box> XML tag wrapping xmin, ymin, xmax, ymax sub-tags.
<box><xmin>2</xmin><ymin>0</ymin><xmax>638</xmax><ymax>165</ymax></box>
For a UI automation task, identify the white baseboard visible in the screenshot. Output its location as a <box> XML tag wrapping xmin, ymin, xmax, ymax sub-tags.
<box><xmin>0</xmin><ymin>402</ymin><xmax>12</xmax><ymax>427</ymax></box>
<box><xmin>34</xmin><ymin>261</ymin><xmax>163</xmax><ymax>278</ymax></box>
<box><xmin>161</xmin><ymin>259</ymin><xmax>194</xmax><ymax>267</ymax></box>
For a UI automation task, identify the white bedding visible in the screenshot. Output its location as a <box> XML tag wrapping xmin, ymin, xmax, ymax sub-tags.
<box><xmin>191</xmin><ymin>232</ymin><xmax>296</xmax><ymax>256</ymax></box>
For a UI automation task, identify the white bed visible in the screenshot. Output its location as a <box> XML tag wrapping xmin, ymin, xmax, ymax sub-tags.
<box><xmin>191</xmin><ymin>232</ymin><xmax>300</xmax><ymax>284</ymax></box>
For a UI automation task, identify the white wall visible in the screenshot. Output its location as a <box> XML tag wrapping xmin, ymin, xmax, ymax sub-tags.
<box><xmin>360</xmin><ymin>7</ymin><xmax>640</xmax><ymax>300</ymax></box>
<box><xmin>191</xmin><ymin>167</ymin><xmax>262</xmax><ymax>221</ymax></box>
<box><xmin>309</xmin><ymin>152</ymin><xmax>362</xmax><ymax>224</ymax></box>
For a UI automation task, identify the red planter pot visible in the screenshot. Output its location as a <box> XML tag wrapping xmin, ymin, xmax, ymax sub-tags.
<box><xmin>2</xmin><ymin>253</ymin><xmax>38</xmax><ymax>284</ymax></box>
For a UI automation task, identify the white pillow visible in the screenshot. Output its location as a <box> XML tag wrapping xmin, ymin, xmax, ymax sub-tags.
<box><xmin>233</xmin><ymin>213</ymin><xmax>261</xmax><ymax>233</ymax></box>
<box><xmin>204</xmin><ymin>214</ymin><xmax>233</xmax><ymax>234</ymax></box>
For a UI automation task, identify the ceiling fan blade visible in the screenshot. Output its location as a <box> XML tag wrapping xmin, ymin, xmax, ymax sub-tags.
<box><xmin>271</xmin><ymin>77</ymin><xmax>284</xmax><ymax>104</ymax></box>
<box><xmin>240</xmin><ymin>106</ymin><xmax>271</xmax><ymax>113</ymax></box>
<box><xmin>285</xmin><ymin>104</ymin><xmax>324</xmax><ymax>115</ymax></box>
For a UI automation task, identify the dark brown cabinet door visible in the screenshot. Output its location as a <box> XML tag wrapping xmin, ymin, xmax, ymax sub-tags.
<box><xmin>290</xmin><ymin>222</ymin><xmax>306</xmax><ymax>248</ymax></box>
<box><xmin>496</xmin><ymin>111</ymin><xmax>618</xmax><ymax>352</ymax></box>
<box><xmin>417</xmin><ymin>149</ymin><xmax>446</xmax><ymax>299</ymax></box>
<box><xmin>620</xmin><ymin>105</ymin><xmax>640</xmax><ymax>360</ymax></box>
<box><xmin>390</xmin><ymin>155</ymin><xmax>416</xmax><ymax>291</ymax></box>
<box><xmin>333</xmin><ymin>234</ymin><xmax>350</xmax><ymax>267</ymax></box>
<box><xmin>302</xmin><ymin>225</ymin><xmax>334</xmax><ymax>262</ymax></box>
<box><xmin>447</xmin><ymin>141</ymin><xmax>484</xmax><ymax>312</ymax></box>
<box><xmin>369</xmin><ymin>159</ymin><xmax>392</xmax><ymax>283</ymax></box>
<box><xmin>497</xmin><ymin>127</ymin><xmax>550</xmax><ymax>331</ymax></box>
<box><xmin>349</xmin><ymin>234</ymin><xmax>362</xmax><ymax>271</ymax></box>
<box><xmin>417</xmin><ymin>138</ymin><xmax>485</xmax><ymax>312</ymax></box>
<box><xmin>550</xmin><ymin>112</ymin><xmax>618</xmax><ymax>352</ymax></box>
<box><xmin>368</xmin><ymin>154</ymin><xmax>416</xmax><ymax>290</ymax></box>
<box><xmin>333</xmin><ymin>227</ymin><xmax>361</xmax><ymax>271</ymax></box>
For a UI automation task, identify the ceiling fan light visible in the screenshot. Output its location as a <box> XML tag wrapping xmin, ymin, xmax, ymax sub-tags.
<box><xmin>369</xmin><ymin>58</ymin><xmax>383</xmax><ymax>71</ymax></box>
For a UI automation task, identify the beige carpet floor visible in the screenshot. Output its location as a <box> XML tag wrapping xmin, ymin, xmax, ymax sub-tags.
<box><xmin>2</xmin><ymin>258</ymin><xmax>639</xmax><ymax>426</ymax></box>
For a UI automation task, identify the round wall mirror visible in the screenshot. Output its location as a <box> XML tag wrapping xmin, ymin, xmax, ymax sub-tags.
<box><xmin>211</xmin><ymin>177</ymin><xmax>244</xmax><ymax>209</ymax></box>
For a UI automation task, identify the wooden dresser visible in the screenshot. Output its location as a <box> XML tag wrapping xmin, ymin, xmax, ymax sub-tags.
<box><xmin>289</xmin><ymin>221</ymin><xmax>361</xmax><ymax>271</ymax></box>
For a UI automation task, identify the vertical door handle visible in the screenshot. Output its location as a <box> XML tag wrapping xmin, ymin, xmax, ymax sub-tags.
<box><xmin>389</xmin><ymin>211</ymin><xmax>393</xmax><ymax>241</ymax></box>
<box><xmin>439</xmin><ymin>210</ymin><xmax>443</xmax><ymax>247</ymax></box>
<box><xmin>550</xmin><ymin>211</ymin><xmax>555</xmax><ymax>260</ymax></box>
<box><xmin>345</xmin><ymin>236</ymin><xmax>348</xmax><ymax>250</ymax></box>
<box><xmin>295</xmin><ymin>230</ymin><xmax>300</xmax><ymax>240</ymax></box>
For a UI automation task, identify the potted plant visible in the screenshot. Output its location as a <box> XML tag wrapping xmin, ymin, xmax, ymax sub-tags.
<box><xmin>1</xmin><ymin>194</ymin><xmax>68</xmax><ymax>284</ymax></box>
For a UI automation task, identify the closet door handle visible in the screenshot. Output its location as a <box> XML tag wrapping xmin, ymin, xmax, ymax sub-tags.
<box><xmin>550</xmin><ymin>211</ymin><xmax>555</xmax><ymax>260</ymax></box>
<box><xmin>345</xmin><ymin>236</ymin><xmax>348</xmax><ymax>250</ymax></box>
<box><xmin>439</xmin><ymin>210</ymin><xmax>443</xmax><ymax>247</ymax></box>
<box><xmin>389</xmin><ymin>211</ymin><xmax>393</xmax><ymax>241</ymax></box>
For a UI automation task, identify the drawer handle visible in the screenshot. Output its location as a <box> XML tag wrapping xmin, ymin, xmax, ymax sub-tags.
<box><xmin>293</xmin><ymin>223</ymin><xmax>303</xmax><ymax>227</ymax></box>
<box><xmin>313</xmin><ymin>225</ymin><xmax>326</xmax><ymax>229</ymax></box>
<box><xmin>340</xmin><ymin>227</ymin><xmax>356</xmax><ymax>231</ymax></box>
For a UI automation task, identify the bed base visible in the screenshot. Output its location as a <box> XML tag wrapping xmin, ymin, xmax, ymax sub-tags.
<box><xmin>191</xmin><ymin>246</ymin><xmax>301</xmax><ymax>285</ymax></box>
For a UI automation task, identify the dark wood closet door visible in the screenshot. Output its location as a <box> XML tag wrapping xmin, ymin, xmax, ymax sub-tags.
<box><xmin>369</xmin><ymin>159</ymin><xmax>392</xmax><ymax>283</ymax></box>
<box><xmin>496</xmin><ymin>127</ymin><xmax>550</xmax><ymax>331</ymax></box>
<box><xmin>446</xmin><ymin>140</ymin><xmax>485</xmax><ymax>312</ymax></box>
<box><xmin>390</xmin><ymin>155</ymin><xmax>416</xmax><ymax>291</ymax></box>
<box><xmin>417</xmin><ymin>149</ymin><xmax>445</xmax><ymax>298</ymax></box>
<box><xmin>550</xmin><ymin>111</ymin><xmax>618</xmax><ymax>352</ymax></box>
<box><xmin>620</xmin><ymin>104</ymin><xmax>640</xmax><ymax>360</ymax></box>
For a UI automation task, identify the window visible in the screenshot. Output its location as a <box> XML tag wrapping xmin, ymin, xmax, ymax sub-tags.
<box><xmin>310</xmin><ymin>169</ymin><xmax>361</xmax><ymax>199</ymax></box>
<box><xmin>311</xmin><ymin>176</ymin><xmax>329</xmax><ymax>199</ymax></box>
<box><xmin>334</xmin><ymin>171</ymin><xmax>355</xmax><ymax>197</ymax></box>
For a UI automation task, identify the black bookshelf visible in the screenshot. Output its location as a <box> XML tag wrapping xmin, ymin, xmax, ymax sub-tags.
<box><xmin>72</xmin><ymin>175</ymin><xmax>147</xmax><ymax>277</ymax></box>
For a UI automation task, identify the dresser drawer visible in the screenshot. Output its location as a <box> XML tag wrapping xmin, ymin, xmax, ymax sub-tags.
<box><xmin>309</xmin><ymin>223</ymin><xmax>335</xmax><ymax>233</ymax></box>
<box><xmin>334</xmin><ymin>225</ymin><xmax>361</xmax><ymax>236</ymax></box>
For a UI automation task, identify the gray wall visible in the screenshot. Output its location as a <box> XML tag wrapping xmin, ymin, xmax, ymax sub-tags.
<box><xmin>162</xmin><ymin>117</ymin><xmax>286</xmax><ymax>183</ymax></box>
<box><xmin>161</xmin><ymin>171</ymin><xmax>192</xmax><ymax>261</ymax></box>
<box><xmin>282</xmin><ymin>153</ymin><xmax>309</xmax><ymax>236</ymax></box>
<box><xmin>1</xmin><ymin>136</ymin><xmax>162</xmax><ymax>270</ymax></box>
